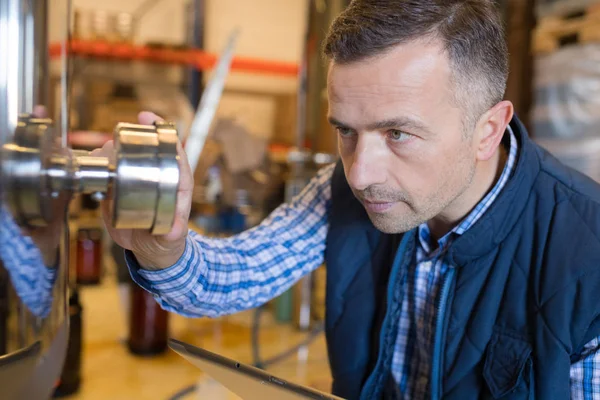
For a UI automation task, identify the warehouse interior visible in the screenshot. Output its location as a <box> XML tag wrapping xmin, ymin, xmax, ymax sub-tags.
<box><xmin>2</xmin><ymin>0</ymin><xmax>600</xmax><ymax>399</ymax></box>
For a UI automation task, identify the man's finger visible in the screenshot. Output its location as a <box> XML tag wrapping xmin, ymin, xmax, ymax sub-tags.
<box><xmin>100</xmin><ymin>199</ymin><xmax>129</xmax><ymax>250</ymax></box>
<box><xmin>176</xmin><ymin>141</ymin><xmax>194</xmax><ymax>191</ymax></box>
<box><xmin>32</xmin><ymin>105</ymin><xmax>48</xmax><ymax>118</ymax></box>
<box><xmin>138</xmin><ymin>111</ymin><xmax>163</xmax><ymax>126</ymax></box>
<box><xmin>89</xmin><ymin>140</ymin><xmax>116</xmax><ymax>165</ymax></box>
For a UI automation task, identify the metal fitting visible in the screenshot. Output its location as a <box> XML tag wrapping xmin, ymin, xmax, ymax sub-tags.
<box><xmin>1</xmin><ymin>115</ymin><xmax>180</xmax><ymax>234</ymax></box>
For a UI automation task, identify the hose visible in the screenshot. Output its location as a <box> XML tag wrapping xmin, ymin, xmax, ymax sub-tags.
<box><xmin>251</xmin><ymin>304</ymin><xmax>324</xmax><ymax>369</ymax></box>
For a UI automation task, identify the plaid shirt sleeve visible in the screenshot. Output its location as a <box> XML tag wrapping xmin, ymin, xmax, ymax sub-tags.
<box><xmin>571</xmin><ymin>336</ymin><xmax>600</xmax><ymax>399</ymax></box>
<box><xmin>126</xmin><ymin>163</ymin><xmax>334</xmax><ymax>318</ymax></box>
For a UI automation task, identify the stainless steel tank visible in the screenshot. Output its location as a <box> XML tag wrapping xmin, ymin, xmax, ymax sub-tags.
<box><xmin>0</xmin><ymin>2</ymin><xmax>70</xmax><ymax>398</ymax></box>
<box><xmin>0</xmin><ymin>1</ymin><xmax>180</xmax><ymax>398</ymax></box>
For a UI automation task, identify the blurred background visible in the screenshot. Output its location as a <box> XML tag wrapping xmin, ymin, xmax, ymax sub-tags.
<box><xmin>41</xmin><ymin>0</ymin><xmax>600</xmax><ymax>399</ymax></box>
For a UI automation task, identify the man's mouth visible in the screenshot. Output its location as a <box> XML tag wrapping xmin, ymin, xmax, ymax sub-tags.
<box><xmin>362</xmin><ymin>199</ymin><xmax>396</xmax><ymax>213</ymax></box>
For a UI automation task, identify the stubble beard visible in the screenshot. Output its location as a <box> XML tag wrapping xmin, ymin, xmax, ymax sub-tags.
<box><xmin>361</xmin><ymin>158</ymin><xmax>476</xmax><ymax>235</ymax></box>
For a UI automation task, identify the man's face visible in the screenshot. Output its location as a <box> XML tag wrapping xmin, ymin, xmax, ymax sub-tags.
<box><xmin>327</xmin><ymin>39</ymin><xmax>479</xmax><ymax>234</ymax></box>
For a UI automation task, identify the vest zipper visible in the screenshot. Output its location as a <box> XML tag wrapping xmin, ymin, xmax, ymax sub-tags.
<box><xmin>431</xmin><ymin>267</ymin><xmax>456</xmax><ymax>400</ymax></box>
<box><xmin>359</xmin><ymin>234</ymin><xmax>412</xmax><ymax>400</ymax></box>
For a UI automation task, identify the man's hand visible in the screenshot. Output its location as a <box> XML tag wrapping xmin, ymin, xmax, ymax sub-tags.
<box><xmin>91</xmin><ymin>111</ymin><xmax>194</xmax><ymax>270</ymax></box>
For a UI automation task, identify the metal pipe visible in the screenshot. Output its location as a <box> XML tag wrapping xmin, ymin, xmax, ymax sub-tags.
<box><xmin>19</xmin><ymin>0</ymin><xmax>48</xmax><ymax>114</ymax></box>
<box><xmin>1</xmin><ymin>0</ymin><xmax>21</xmax><ymax>145</ymax></box>
<box><xmin>288</xmin><ymin>0</ymin><xmax>350</xmax><ymax>332</ymax></box>
<box><xmin>1</xmin><ymin>0</ymin><xmax>49</xmax><ymax>141</ymax></box>
<box><xmin>73</xmin><ymin>155</ymin><xmax>111</xmax><ymax>194</ymax></box>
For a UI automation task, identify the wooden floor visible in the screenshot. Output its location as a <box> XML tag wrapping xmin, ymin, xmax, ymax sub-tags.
<box><xmin>66</xmin><ymin>272</ymin><xmax>332</xmax><ymax>399</ymax></box>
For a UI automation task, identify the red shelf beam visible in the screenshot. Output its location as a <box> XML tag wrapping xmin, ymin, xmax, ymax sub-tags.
<box><xmin>49</xmin><ymin>39</ymin><xmax>299</xmax><ymax>77</ymax></box>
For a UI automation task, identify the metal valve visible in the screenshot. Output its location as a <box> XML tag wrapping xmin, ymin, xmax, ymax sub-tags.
<box><xmin>2</xmin><ymin>114</ymin><xmax>180</xmax><ymax>235</ymax></box>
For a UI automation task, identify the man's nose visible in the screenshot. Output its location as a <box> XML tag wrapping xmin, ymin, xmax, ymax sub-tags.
<box><xmin>346</xmin><ymin>134</ymin><xmax>386</xmax><ymax>191</ymax></box>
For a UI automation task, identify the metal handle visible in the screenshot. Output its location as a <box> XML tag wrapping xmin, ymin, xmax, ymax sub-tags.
<box><xmin>1</xmin><ymin>114</ymin><xmax>180</xmax><ymax>234</ymax></box>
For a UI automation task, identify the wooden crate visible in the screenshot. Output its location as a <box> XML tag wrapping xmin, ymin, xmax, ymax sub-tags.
<box><xmin>504</xmin><ymin>0</ymin><xmax>536</xmax><ymax>131</ymax></box>
<box><xmin>533</xmin><ymin>4</ymin><xmax>600</xmax><ymax>55</ymax></box>
<box><xmin>536</xmin><ymin>0</ymin><xmax>600</xmax><ymax>19</ymax></box>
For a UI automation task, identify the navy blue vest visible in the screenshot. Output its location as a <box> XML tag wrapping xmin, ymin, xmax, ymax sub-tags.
<box><xmin>323</xmin><ymin>115</ymin><xmax>600</xmax><ymax>399</ymax></box>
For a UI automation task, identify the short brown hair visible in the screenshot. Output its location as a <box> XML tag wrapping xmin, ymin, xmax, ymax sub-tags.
<box><xmin>323</xmin><ymin>0</ymin><xmax>508</xmax><ymax>127</ymax></box>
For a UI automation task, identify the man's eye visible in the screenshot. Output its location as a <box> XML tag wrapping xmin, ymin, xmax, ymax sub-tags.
<box><xmin>336</xmin><ymin>127</ymin><xmax>354</xmax><ymax>137</ymax></box>
<box><xmin>388</xmin><ymin>130</ymin><xmax>411</xmax><ymax>142</ymax></box>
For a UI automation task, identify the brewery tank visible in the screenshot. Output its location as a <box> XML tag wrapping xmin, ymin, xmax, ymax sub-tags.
<box><xmin>0</xmin><ymin>1</ymin><xmax>181</xmax><ymax>398</ymax></box>
<box><xmin>0</xmin><ymin>0</ymin><xmax>71</xmax><ymax>398</ymax></box>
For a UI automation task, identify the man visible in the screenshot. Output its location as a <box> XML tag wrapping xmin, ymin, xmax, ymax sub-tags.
<box><xmin>101</xmin><ymin>1</ymin><xmax>600</xmax><ymax>399</ymax></box>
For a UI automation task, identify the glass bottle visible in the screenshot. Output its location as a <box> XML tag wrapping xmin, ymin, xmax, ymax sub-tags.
<box><xmin>75</xmin><ymin>228</ymin><xmax>103</xmax><ymax>285</ymax></box>
<box><xmin>127</xmin><ymin>284</ymin><xmax>169</xmax><ymax>356</ymax></box>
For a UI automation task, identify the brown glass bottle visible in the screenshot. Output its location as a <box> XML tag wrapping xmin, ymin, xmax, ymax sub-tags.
<box><xmin>127</xmin><ymin>284</ymin><xmax>169</xmax><ymax>356</ymax></box>
<box><xmin>75</xmin><ymin>228</ymin><xmax>103</xmax><ymax>285</ymax></box>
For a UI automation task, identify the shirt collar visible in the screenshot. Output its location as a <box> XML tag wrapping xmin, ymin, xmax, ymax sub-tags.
<box><xmin>418</xmin><ymin>125</ymin><xmax>519</xmax><ymax>255</ymax></box>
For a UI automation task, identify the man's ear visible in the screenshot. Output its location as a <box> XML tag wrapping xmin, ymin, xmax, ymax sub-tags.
<box><xmin>475</xmin><ymin>100</ymin><xmax>514</xmax><ymax>161</ymax></box>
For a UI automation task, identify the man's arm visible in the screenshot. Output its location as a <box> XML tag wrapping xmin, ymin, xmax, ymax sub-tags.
<box><xmin>570</xmin><ymin>336</ymin><xmax>600</xmax><ymax>399</ymax></box>
<box><xmin>126</xmin><ymin>163</ymin><xmax>335</xmax><ymax>318</ymax></box>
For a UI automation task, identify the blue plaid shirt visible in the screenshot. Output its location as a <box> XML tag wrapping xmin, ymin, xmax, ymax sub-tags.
<box><xmin>127</xmin><ymin>126</ymin><xmax>600</xmax><ymax>399</ymax></box>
